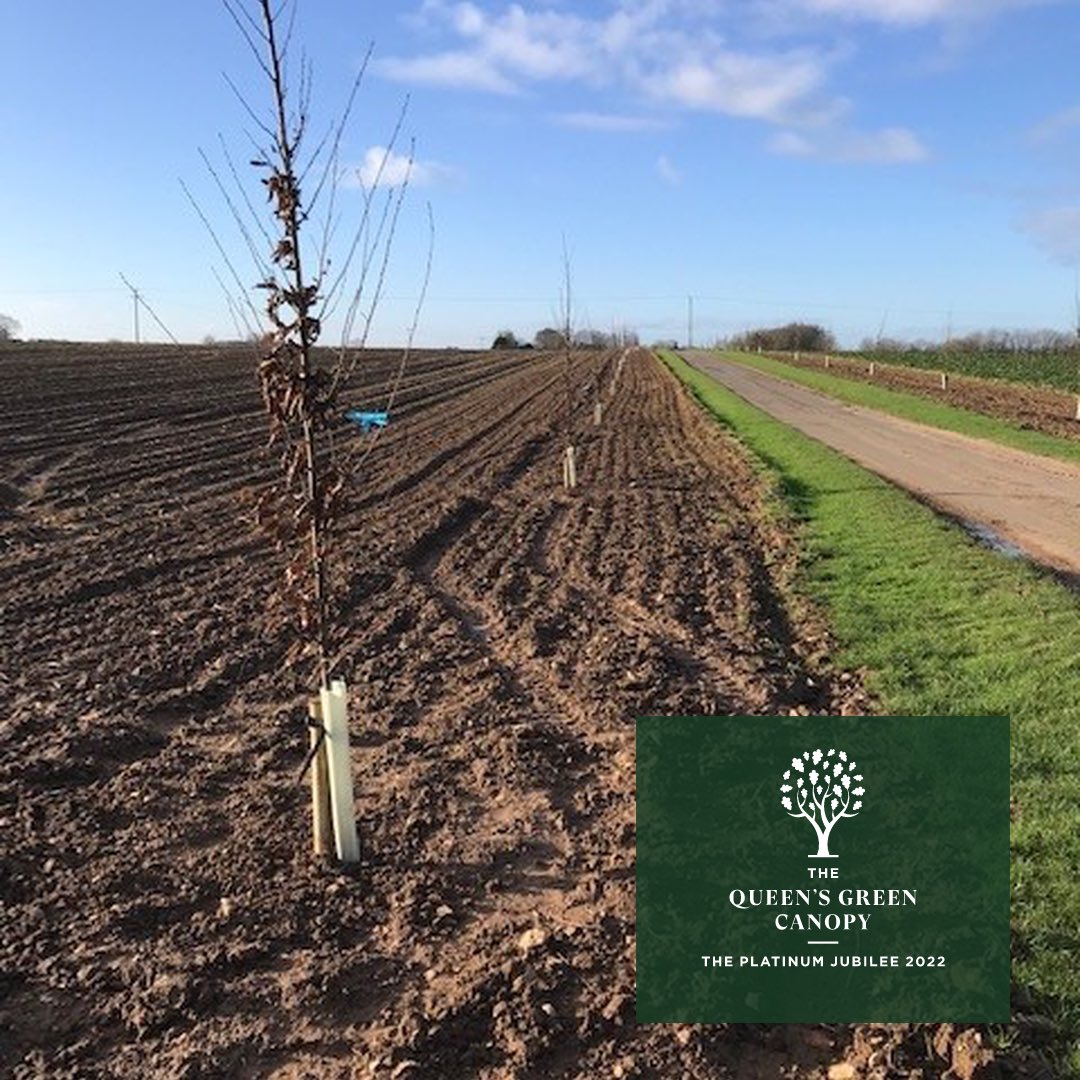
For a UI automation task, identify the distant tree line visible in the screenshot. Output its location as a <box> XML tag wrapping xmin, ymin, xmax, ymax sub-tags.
<box><xmin>492</xmin><ymin>327</ymin><xmax>640</xmax><ymax>350</ymax></box>
<box><xmin>725</xmin><ymin>322</ymin><xmax>837</xmax><ymax>353</ymax></box>
<box><xmin>0</xmin><ymin>314</ymin><xmax>21</xmax><ymax>342</ymax></box>
<box><xmin>723</xmin><ymin>322</ymin><xmax>1079</xmax><ymax>356</ymax></box>
<box><xmin>858</xmin><ymin>328</ymin><xmax>1080</xmax><ymax>354</ymax></box>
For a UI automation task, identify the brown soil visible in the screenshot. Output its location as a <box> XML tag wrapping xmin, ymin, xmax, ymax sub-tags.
<box><xmin>761</xmin><ymin>350</ymin><xmax>1080</xmax><ymax>443</ymax></box>
<box><xmin>0</xmin><ymin>343</ymin><xmax>996</xmax><ymax>1078</ymax></box>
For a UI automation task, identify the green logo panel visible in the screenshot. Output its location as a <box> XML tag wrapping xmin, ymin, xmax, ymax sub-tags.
<box><xmin>636</xmin><ymin>716</ymin><xmax>1009</xmax><ymax>1023</ymax></box>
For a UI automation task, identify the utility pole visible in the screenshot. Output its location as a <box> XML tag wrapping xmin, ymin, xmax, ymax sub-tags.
<box><xmin>121</xmin><ymin>275</ymin><xmax>141</xmax><ymax>343</ymax></box>
<box><xmin>119</xmin><ymin>272</ymin><xmax>180</xmax><ymax>346</ymax></box>
<box><xmin>687</xmin><ymin>295</ymin><xmax>694</xmax><ymax>349</ymax></box>
<box><xmin>876</xmin><ymin>310</ymin><xmax>888</xmax><ymax>346</ymax></box>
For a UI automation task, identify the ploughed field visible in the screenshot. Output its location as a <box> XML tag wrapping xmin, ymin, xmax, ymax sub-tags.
<box><xmin>2</xmin><ymin>341</ymin><xmax>972</xmax><ymax>1078</ymax></box>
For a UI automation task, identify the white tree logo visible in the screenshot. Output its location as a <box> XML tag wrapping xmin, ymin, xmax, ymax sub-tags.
<box><xmin>780</xmin><ymin>748</ymin><xmax>864</xmax><ymax>858</ymax></box>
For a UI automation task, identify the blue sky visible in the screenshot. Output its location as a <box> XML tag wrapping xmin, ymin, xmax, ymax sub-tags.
<box><xmin>3</xmin><ymin>0</ymin><xmax>1080</xmax><ymax>348</ymax></box>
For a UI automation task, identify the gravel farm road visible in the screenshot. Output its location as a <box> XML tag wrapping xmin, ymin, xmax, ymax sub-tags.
<box><xmin>684</xmin><ymin>352</ymin><xmax>1080</xmax><ymax>578</ymax></box>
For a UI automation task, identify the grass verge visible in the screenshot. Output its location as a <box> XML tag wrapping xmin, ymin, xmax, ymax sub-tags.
<box><xmin>710</xmin><ymin>349</ymin><xmax>1080</xmax><ymax>467</ymax></box>
<box><xmin>658</xmin><ymin>348</ymin><xmax>1080</xmax><ymax>1076</ymax></box>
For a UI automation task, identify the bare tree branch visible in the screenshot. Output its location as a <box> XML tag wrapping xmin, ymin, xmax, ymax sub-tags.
<box><xmin>222</xmin><ymin>71</ymin><xmax>276</xmax><ymax>141</ymax></box>
<box><xmin>179</xmin><ymin>176</ymin><xmax>263</xmax><ymax>329</ymax></box>
<box><xmin>221</xmin><ymin>0</ymin><xmax>272</xmax><ymax>77</ymax></box>
<box><xmin>340</xmin><ymin>202</ymin><xmax>435</xmax><ymax>476</ymax></box>
<box><xmin>210</xmin><ymin>263</ymin><xmax>255</xmax><ymax>343</ymax></box>
<box><xmin>318</xmin><ymin>96</ymin><xmax>409</xmax><ymax>324</ymax></box>
<box><xmin>198</xmin><ymin>0</ymin><xmax>428</xmax><ymax>710</ymax></box>
<box><xmin>218</xmin><ymin>133</ymin><xmax>275</xmax><ymax>252</ymax></box>
<box><xmin>199</xmin><ymin>146</ymin><xmax>273</xmax><ymax>281</ymax></box>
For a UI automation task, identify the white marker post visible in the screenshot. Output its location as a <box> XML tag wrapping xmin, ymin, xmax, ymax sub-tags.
<box><xmin>563</xmin><ymin>445</ymin><xmax>578</xmax><ymax>490</ymax></box>
<box><xmin>320</xmin><ymin>679</ymin><xmax>359</xmax><ymax>863</ymax></box>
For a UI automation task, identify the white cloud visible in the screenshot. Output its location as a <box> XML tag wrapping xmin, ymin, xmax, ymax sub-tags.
<box><xmin>788</xmin><ymin>0</ymin><xmax>1054</xmax><ymax>24</ymax></box>
<box><xmin>1028</xmin><ymin>105</ymin><xmax>1080</xmax><ymax>144</ymax></box>
<box><xmin>551</xmin><ymin>111</ymin><xmax>670</xmax><ymax>132</ymax></box>
<box><xmin>794</xmin><ymin>0</ymin><xmax>968</xmax><ymax>21</ymax></box>
<box><xmin>381</xmin><ymin>1</ymin><xmax>934</xmax><ymax>166</ymax></box>
<box><xmin>378</xmin><ymin>51</ymin><xmax>517</xmax><ymax>94</ymax></box>
<box><xmin>769</xmin><ymin>131</ymin><xmax>816</xmax><ymax>156</ymax></box>
<box><xmin>351</xmin><ymin>146</ymin><xmax>453</xmax><ymax>189</ymax></box>
<box><xmin>382</xmin><ymin>1</ymin><xmax>844</xmax><ymax>128</ymax></box>
<box><xmin>768</xmin><ymin>125</ymin><xmax>929</xmax><ymax>162</ymax></box>
<box><xmin>642</xmin><ymin>49</ymin><xmax>839</xmax><ymax>125</ymax></box>
<box><xmin>656</xmin><ymin>154</ymin><xmax>683</xmax><ymax>184</ymax></box>
<box><xmin>381</xmin><ymin>1</ymin><xmax>596</xmax><ymax>89</ymax></box>
<box><xmin>1018</xmin><ymin>205</ymin><xmax>1080</xmax><ymax>264</ymax></box>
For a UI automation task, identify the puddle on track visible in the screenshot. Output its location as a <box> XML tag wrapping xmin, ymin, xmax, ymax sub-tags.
<box><xmin>961</xmin><ymin>520</ymin><xmax>1028</xmax><ymax>561</ymax></box>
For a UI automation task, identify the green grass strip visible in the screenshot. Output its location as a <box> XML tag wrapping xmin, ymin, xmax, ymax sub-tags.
<box><xmin>658</xmin><ymin>349</ymin><xmax>1080</xmax><ymax>1075</ymax></box>
<box><xmin>712</xmin><ymin>349</ymin><xmax>1080</xmax><ymax>467</ymax></box>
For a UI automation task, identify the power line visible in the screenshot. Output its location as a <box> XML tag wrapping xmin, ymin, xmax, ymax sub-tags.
<box><xmin>118</xmin><ymin>272</ymin><xmax>180</xmax><ymax>345</ymax></box>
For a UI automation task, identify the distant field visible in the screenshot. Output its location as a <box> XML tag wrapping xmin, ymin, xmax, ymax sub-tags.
<box><xmin>846</xmin><ymin>348</ymin><xmax>1080</xmax><ymax>393</ymax></box>
<box><xmin>749</xmin><ymin>347</ymin><xmax>1080</xmax><ymax>446</ymax></box>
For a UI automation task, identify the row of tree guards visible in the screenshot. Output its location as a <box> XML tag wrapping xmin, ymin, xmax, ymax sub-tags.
<box><xmin>306</xmin><ymin>344</ymin><xmax>632</xmax><ymax>858</ymax></box>
<box><xmin>780</xmin><ymin>349</ymin><xmax>1080</xmax><ymax>419</ymax></box>
<box><xmin>562</xmin><ymin>347</ymin><xmax>628</xmax><ymax>492</ymax></box>
<box><xmin>792</xmin><ymin>349</ymin><xmax>954</xmax><ymax>389</ymax></box>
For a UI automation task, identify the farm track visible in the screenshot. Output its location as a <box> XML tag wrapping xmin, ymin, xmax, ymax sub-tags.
<box><xmin>688</xmin><ymin>352</ymin><xmax>1080</xmax><ymax>578</ymax></box>
<box><xmin>2</xmin><ymin>344</ymin><xmax>888</xmax><ymax>1077</ymax></box>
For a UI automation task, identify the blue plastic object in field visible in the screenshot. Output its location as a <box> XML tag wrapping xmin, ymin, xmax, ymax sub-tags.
<box><xmin>345</xmin><ymin>409</ymin><xmax>390</xmax><ymax>434</ymax></box>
